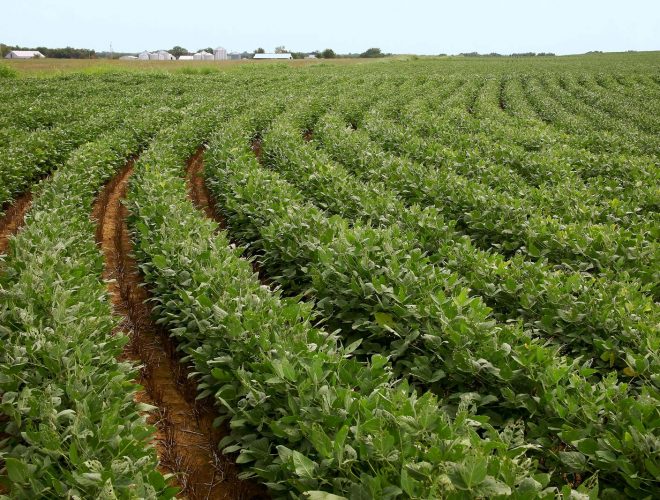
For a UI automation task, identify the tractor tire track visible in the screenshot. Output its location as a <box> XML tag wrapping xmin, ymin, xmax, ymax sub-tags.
<box><xmin>0</xmin><ymin>191</ymin><xmax>32</xmax><ymax>255</ymax></box>
<box><xmin>93</xmin><ymin>159</ymin><xmax>258</xmax><ymax>500</ymax></box>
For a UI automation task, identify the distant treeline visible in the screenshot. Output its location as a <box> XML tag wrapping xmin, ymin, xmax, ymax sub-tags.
<box><xmin>1</xmin><ymin>44</ymin><xmax>95</xmax><ymax>58</ymax></box>
<box><xmin>459</xmin><ymin>52</ymin><xmax>556</xmax><ymax>57</ymax></box>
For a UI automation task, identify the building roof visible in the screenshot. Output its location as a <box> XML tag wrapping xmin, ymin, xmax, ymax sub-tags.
<box><xmin>178</xmin><ymin>55</ymin><xmax>194</xmax><ymax>60</ymax></box>
<box><xmin>7</xmin><ymin>50</ymin><xmax>45</xmax><ymax>58</ymax></box>
<box><xmin>253</xmin><ymin>53</ymin><xmax>293</xmax><ymax>59</ymax></box>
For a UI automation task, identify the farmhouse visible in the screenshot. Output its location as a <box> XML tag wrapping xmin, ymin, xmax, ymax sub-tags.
<box><xmin>253</xmin><ymin>53</ymin><xmax>293</xmax><ymax>60</ymax></box>
<box><xmin>5</xmin><ymin>50</ymin><xmax>45</xmax><ymax>59</ymax></box>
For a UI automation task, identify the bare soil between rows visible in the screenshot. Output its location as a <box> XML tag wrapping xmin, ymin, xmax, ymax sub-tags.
<box><xmin>187</xmin><ymin>146</ymin><xmax>269</xmax><ymax>285</ymax></box>
<box><xmin>186</xmin><ymin>147</ymin><xmax>220</xmax><ymax>222</ymax></box>
<box><xmin>0</xmin><ymin>191</ymin><xmax>33</xmax><ymax>255</ymax></box>
<box><xmin>93</xmin><ymin>158</ymin><xmax>262</xmax><ymax>500</ymax></box>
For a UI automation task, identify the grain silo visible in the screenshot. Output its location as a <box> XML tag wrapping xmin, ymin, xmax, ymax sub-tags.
<box><xmin>214</xmin><ymin>47</ymin><xmax>227</xmax><ymax>60</ymax></box>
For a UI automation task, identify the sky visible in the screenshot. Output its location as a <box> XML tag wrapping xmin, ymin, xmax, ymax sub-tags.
<box><xmin>1</xmin><ymin>0</ymin><xmax>659</xmax><ymax>55</ymax></box>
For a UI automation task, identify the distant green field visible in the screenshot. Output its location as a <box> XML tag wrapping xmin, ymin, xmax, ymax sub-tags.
<box><xmin>1</xmin><ymin>52</ymin><xmax>658</xmax><ymax>498</ymax></box>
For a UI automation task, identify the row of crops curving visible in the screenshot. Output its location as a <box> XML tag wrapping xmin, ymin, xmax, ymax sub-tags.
<box><xmin>0</xmin><ymin>53</ymin><xmax>658</xmax><ymax>498</ymax></box>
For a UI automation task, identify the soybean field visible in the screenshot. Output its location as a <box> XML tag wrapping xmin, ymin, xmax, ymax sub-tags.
<box><xmin>0</xmin><ymin>52</ymin><xmax>658</xmax><ymax>499</ymax></box>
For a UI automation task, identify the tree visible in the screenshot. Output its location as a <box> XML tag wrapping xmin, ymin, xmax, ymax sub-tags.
<box><xmin>255</xmin><ymin>47</ymin><xmax>265</xmax><ymax>54</ymax></box>
<box><xmin>320</xmin><ymin>48</ymin><xmax>336</xmax><ymax>59</ymax></box>
<box><xmin>170</xmin><ymin>46</ymin><xmax>188</xmax><ymax>58</ymax></box>
<box><xmin>360</xmin><ymin>47</ymin><xmax>384</xmax><ymax>58</ymax></box>
<box><xmin>275</xmin><ymin>45</ymin><xmax>289</xmax><ymax>54</ymax></box>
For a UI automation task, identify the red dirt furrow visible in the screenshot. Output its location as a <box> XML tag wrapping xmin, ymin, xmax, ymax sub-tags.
<box><xmin>186</xmin><ymin>147</ymin><xmax>219</xmax><ymax>222</ymax></box>
<box><xmin>93</xmin><ymin>159</ymin><xmax>259</xmax><ymax>500</ymax></box>
<box><xmin>185</xmin><ymin>147</ymin><xmax>270</xmax><ymax>286</ymax></box>
<box><xmin>250</xmin><ymin>138</ymin><xmax>263</xmax><ymax>161</ymax></box>
<box><xmin>0</xmin><ymin>191</ymin><xmax>33</xmax><ymax>255</ymax></box>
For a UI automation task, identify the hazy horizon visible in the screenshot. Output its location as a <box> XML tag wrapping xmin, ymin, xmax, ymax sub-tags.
<box><xmin>2</xmin><ymin>0</ymin><xmax>659</xmax><ymax>56</ymax></box>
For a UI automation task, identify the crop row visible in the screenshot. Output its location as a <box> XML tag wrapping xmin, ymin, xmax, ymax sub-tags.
<box><xmin>357</xmin><ymin>104</ymin><xmax>658</xmax><ymax>291</ymax></box>
<box><xmin>376</xmin><ymin>76</ymin><xmax>658</xmax><ymax>224</ymax></box>
<box><xmin>0</xmin><ymin>82</ymin><xmax>190</xmax><ymax>216</ymax></box>
<box><xmin>260</xmin><ymin>108</ymin><xmax>658</xmax><ymax>379</ymax></box>
<box><xmin>203</xmin><ymin>111</ymin><xmax>659</xmax><ymax>495</ymax></box>
<box><xmin>124</xmin><ymin>100</ymin><xmax>559</xmax><ymax>498</ymax></box>
<box><xmin>0</xmin><ymin>109</ymin><xmax>179</xmax><ymax>498</ymax></box>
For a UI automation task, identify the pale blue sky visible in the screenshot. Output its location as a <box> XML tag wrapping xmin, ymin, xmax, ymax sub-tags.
<box><xmin>2</xmin><ymin>0</ymin><xmax>659</xmax><ymax>55</ymax></box>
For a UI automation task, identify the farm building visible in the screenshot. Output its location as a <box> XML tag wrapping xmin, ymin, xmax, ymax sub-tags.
<box><xmin>214</xmin><ymin>47</ymin><xmax>228</xmax><ymax>60</ymax></box>
<box><xmin>178</xmin><ymin>55</ymin><xmax>194</xmax><ymax>61</ymax></box>
<box><xmin>228</xmin><ymin>52</ymin><xmax>242</xmax><ymax>60</ymax></box>
<box><xmin>253</xmin><ymin>53</ymin><xmax>293</xmax><ymax>60</ymax></box>
<box><xmin>139</xmin><ymin>50</ymin><xmax>175</xmax><ymax>61</ymax></box>
<box><xmin>118</xmin><ymin>55</ymin><xmax>138</xmax><ymax>60</ymax></box>
<box><xmin>5</xmin><ymin>50</ymin><xmax>45</xmax><ymax>59</ymax></box>
<box><xmin>153</xmin><ymin>50</ymin><xmax>175</xmax><ymax>60</ymax></box>
<box><xmin>193</xmin><ymin>51</ymin><xmax>214</xmax><ymax>61</ymax></box>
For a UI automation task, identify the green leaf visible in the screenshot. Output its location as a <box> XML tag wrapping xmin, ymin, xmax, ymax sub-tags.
<box><xmin>309</xmin><ymin>424</ymin><xmax>333</xmax><ymax>458</ymax></box>
<box><xmin>153</xmin><ymin>255</ymin><xmax>168</xmax><ymax>268</ymax></box>
<box><xmin>400</xmin><ymin>468</ymin><xmax>418</xmax><ymax>496</ymax></box>
<box><xmin>575</xmin><ymin>438</ymin><xmax>598</xmax><ymax>456</ymax></box>
<box><xmin>559</xmin><ymin>451</ymin><xmax>587</xmax><ymax>471</ymax></box>
<box><xmin>197</xmin><ymin>294</ymin><xmax>213</xmax><ymax>308</ymax></box>
<box><xmin>476</xmin><ymin>477</ymin><xmax>512</xmax><ymax>496</ymax></box>
<box><xmin>374</xmin><ymin>312</ymin><xmax>396</xmax><ymax>328</ymax></box>
<box><xmin>5</xmin><ymin>458</ymin><xmax>29</xmax><ymax>484</ymax></box>
<box><xmin>292</xmin><ymin>450</ymin><xmax>318</xmax><ymax>479</ymax></box>
<box><xmin>371</xmin><ymin>354</ymin><xmax>388</xmax><ymax>371</ymax></box>
<box><xmin>449</xmin><ymin>458</ymin><xmax>488</xmax><ymax>490</ymax></box>
<box><xmin>69</xmin><ymin>442</ymin><xmax>81</xmax><ymax>466</ymax></box>
<box><xmin>303</xmin><ymin>492</ymin><xmax>348</xmax><ymax>500</ymax></box>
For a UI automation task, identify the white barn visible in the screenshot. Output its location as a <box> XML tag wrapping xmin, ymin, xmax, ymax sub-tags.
<box><xmin>193</xmin><ymin>51</ymin><xmax>214</xmax><ymax>61</ymax></box>
<box><xmin>5</xmin><ymin>50</ymin><xmax>45</xmax><ymax>59</ymax></box>
<box><xmin>140</xmin><ymin>50</ymin><xmax>175</xmax><ymax>61</ymax></box>
<box><xmin>253</xmin><ymin>53</ymin><xmax>293</xmax><ymax>60</ymax></box>
<box><xmin>153</xmin><ymin>50</ymin><xmax>175</xmax><ymax>60</ymax></box>
<box><xmin>159</xmin><ymin>50</ymin><xmax>175</xmax><ymax>60</ymax></box>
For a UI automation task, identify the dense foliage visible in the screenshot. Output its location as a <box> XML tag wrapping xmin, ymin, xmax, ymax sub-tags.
<box><xmin>1</xmin><ymin>53</ymin><xmax>658</xmax><ymax>498</ymax></box>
